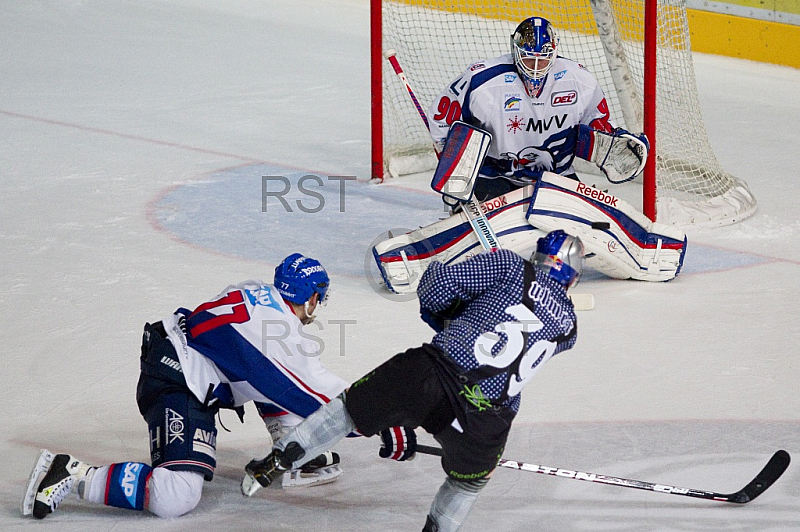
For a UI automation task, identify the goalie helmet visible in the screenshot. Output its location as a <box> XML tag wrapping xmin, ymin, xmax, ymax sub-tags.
<box><xmin>274</xmin><ymin>253</ymin><xmax>330</xmax><ymax>306</ymax></box>
<box><xmin>531</xmin><ymin>230</ymin><xmax>584</xmax><ymax>288</ymax></box>
<box><xmin>511</xmin><ymin>17</ymin><xmax>559</xmax><ymax>97</ymax></box>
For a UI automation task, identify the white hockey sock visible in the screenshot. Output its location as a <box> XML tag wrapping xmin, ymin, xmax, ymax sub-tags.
<box><xmin>82</xmin><ymin>465</ymin><xmax>110</xmax><ymax>504</ymax></box>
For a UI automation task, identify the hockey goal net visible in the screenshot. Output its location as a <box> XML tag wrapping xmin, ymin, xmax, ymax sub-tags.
<box><xmin>372</xmin><ymin>0</ymin><xmax>757</xmax><ymax>227</ymax></box>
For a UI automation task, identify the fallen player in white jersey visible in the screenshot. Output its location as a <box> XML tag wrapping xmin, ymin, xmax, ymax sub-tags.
<box><xmin>23</xmin><ymin>253</ymin><xmax>409</xmax><ymax>520</ymax></box>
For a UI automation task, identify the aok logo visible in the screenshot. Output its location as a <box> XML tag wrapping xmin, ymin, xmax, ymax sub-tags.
<box><xmin>551</xmin><ymin>91</ymin><xmax>577</xmax><ymax>106</ymax></box>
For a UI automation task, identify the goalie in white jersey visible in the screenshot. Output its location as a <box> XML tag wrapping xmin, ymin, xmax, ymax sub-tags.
<box><xmin>429</xmin><ymin>16</ymin><xmax>648</xmax><ymax>202</ymax></box>
<box><xmin>23</xmin><ymin>253</ymin><xmax>351</xmax><ymax>520</ymax></box>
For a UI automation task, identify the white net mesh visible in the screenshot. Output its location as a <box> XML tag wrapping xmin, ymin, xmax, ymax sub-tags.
<box><xmin>380</xmin><ymin>0</ymin><xmax>756</xmax><ymax>227</ymax></box>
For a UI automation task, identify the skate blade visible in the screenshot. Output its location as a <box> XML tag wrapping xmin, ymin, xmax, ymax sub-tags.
<box><xmin>240</xmin><ymin>472</ymin><xmax>262</xmax><ymax>498</ymax></box>
<box><xmin>281</xmin><ymin>464</ymin><xmax>343</xmax><ymax>488</ymax></box>
<box><xmin>22</xmin><ymin>449</ymin><xmax>54</xmax><ymax>516</ymax></box>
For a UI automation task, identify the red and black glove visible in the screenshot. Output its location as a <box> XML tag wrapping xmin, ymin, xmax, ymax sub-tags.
<box><xmin>379</xmin><ymin>426</ymin><xmax>417</xmax><ymax>461</ymax></box>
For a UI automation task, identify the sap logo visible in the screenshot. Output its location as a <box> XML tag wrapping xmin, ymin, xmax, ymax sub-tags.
<box><xmin>122</xmin><ymin>462</ymin><xmax>142</xmax><ymax>498</ymax></box>
<box><xmin>503</xmin><ymin>94</ymin><xmax>522</xmax><ymax>111</ymax></box>
<box><xmin>576</xmin><ymin>182</ymin><xmax>619</xmax><ymax>207</ymax></box>
<box><xmin>504</xmin><ymin>74</ymin><xmax>517</xmax><ymax>83</ymax></box>
<box><xmin>526</xmin><ymin>114</ymin><xmax>568</xmax><ymax>133</ymax></box>
<box><xmin>245</xmin><ymin>287</ymin><xmax>282</xmax><ymax>311</ymax></box>
<box><xmin>553</xmin><ymin>70</ymin><xmax>567</xmax><ymax>81</ymax></box>
<box><xmin>159</xmin><ymin>355</ymin><xmax>182</xmax><ymax>373</ymax></box>
<box><xmin>551</xmin><ymin>91</ymin><xmax>577</xmax><ymax>106</ymax></box>
<box><xmin>469</xmin><ymin>62</ymin><xmax>485</xmax><ymax>71</ymax></box>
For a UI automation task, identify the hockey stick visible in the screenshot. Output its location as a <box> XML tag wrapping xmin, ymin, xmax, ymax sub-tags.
<box><xmin>416</xmin><ymin>444</ymin><xmax>789</xmax><ymax>504</ymax></box>
<box><xmin>384</xmin><ymin>50</ymin><xmax>593</xmax><ymax>310</ymax></box>
<box><xmin>385</xmin><ymin>50</ymin><xmax>499</xmax><ymax>252</ymax></box>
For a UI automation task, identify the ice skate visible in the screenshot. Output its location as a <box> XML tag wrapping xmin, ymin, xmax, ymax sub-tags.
<box><xmin>282</xmin><ymin>450</ymin><xmax>342</xmax><ymax>488</ymax></box>
<box><xmin>22</xmin><ymin>449</ymin><xmax>93</xmax><ymax>519</ymax></box>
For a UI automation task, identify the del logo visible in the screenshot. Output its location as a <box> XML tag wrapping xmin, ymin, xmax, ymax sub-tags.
<box><xmin>122</xmin><ymin>462</ymin><xmax>142</xmax><ymax>498</ymax></box>
<box><xmin>504</xmin><ymin>74</ymin><xmax>517</xmax><ymax>83</ymax></box>
<box><xmin>576</xmin><ymin>182</ymin><xmax>619</xmax><ymax>207</ymax></box>
<box><xmin>551</xmin><ymin>91</ymin><xmax>577</xmax><ymax>106</ymax></box>
<box><xmin>504</xmin><ymin>94</ymin><xmax>522</xmax><ymax>112</ymax></box>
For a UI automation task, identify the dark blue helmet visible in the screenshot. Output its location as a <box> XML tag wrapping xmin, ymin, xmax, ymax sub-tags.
<box><xmin>511</xmin><ymin>17</ymin><xmax>559</xmax><ymax>96</ymax></box>
<box><xmin>531</xmin><ymin>230</ymin><xmax>584</xmax><ymax>288</ymax></box>
<box><xmin>274</xmin><ymin>253</ymin><xmax>330</xmax><ymax>305</ymax></box>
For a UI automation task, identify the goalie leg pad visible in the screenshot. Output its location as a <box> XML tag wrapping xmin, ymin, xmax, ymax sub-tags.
<box><xmin>527</xmin><ymin>173</ymin><xmax>686</xmax><ymax>281</ymax></box>
<box><xmin>373</xmin><ymin>187</ymin><xmax>543</xmax><ymax>293</ymax></box>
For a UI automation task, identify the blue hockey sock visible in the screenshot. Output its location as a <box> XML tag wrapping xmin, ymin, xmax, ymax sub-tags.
<box><xmin>104</xmin><ymin>462</ymin><xmax>153</xmax><ymax>511</ymax></box>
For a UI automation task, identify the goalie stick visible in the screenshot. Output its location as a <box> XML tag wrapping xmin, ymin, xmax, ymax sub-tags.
<box><xmin>416</xmin><ymin>445</ymin><xmax>789</xmax><ymax>504</ymax></box>
<box><xmin>384</xmin><ymin>50</ymin><xmax>593</xmax><ymax>310</ymax></box>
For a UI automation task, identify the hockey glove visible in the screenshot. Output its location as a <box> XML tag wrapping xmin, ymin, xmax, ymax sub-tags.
<box><xmin>379</xmin><ymin>426</ymin><xmax>417</xmax><ymax>461</ymax></box>
<box><xmin>574</xmin><ymin>124</ymin><xmax>649</xmax><ymax>184</ymax></box>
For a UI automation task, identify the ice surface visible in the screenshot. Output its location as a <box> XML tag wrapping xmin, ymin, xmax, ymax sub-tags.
<box><xmin>1</xmin><ymin>1</ymin><xmax>798</xmax><ymax>530</ymax></box>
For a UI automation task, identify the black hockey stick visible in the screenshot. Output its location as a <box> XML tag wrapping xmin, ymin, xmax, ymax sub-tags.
<box><xmin>416</xmin><ymin>444</ymin><xmax>789</xmax><ymax>504</ymax></box>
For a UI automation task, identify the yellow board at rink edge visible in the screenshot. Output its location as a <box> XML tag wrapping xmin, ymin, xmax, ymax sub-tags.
<box><xmin>387</xmin><ymin>0</ymin><xmax>800</xmax><ymax>69</ymax></box>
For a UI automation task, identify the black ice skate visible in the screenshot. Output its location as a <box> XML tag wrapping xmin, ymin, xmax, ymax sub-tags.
<box><xmin>22</xmin><ymin>449</ymin><xmax>93</xmax><ymax>519</ymax></box>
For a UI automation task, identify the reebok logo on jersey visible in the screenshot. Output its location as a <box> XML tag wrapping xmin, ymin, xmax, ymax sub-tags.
<box><xmin>576</xmin><ymin>182</ymin><xmax>619</xmax><ymax>207</ymax></box>
<box><xmin>551</xmin><ymin>91</ymin><xmax>577</xmax><ymax>106</ymax></box>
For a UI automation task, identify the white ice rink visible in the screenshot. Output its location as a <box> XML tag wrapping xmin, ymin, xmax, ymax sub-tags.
<box><xmin>2</xmin><ymin>1</ymin><xmax>799</xmax><ymax>530</ymax></box>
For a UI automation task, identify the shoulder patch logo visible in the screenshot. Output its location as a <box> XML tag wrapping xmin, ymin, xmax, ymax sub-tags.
<box><xmin>504</xmin><ymin>94</ymin><xmax>522</xmax><ymax>112</ymax></box>
<box><xmin>551</xmin><ymin>90</ymin><xmax>577</xmax><ymax>106</ymax></box>
<box><xmin>554</xmin><ymin>70</ymin><xmax>567</xmax><ymax>81</ymax></box>
<box><xmin>504</xmin><ymin>74</ymin><xmax>517</xmax><ymax>83</ymax></box>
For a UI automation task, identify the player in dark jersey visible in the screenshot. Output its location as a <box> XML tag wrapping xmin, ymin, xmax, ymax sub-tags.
<box><xmin>242</xmin><ymin>230</ymin><xmax>584</xmax><ymax>532</ymax></box>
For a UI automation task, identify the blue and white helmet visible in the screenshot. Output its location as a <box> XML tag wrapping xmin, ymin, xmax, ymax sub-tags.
<box><xmin>531</xmin><ymin>230</ymin><xmax>584</xmax><ymax>288</ymax></box>
<box><xmin>274</xmin><ymin>253</ymin><xmax>330</xmax><ymax>305</ymax></box>
<box><xmin>511</xmin><ymin>17</ymin><xmax>559</xmax><ymax>97</ymax></box>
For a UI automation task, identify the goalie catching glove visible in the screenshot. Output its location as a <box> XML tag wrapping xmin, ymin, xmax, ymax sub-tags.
<box><xmin>574</xmin><ymin>124</ymin><xmax>649</xmax><ymax>184</ymax></box>
<box><xmin>379</xmin><ymin>426</ymin><xmax>417</xmax><ymax>461</ymax></box>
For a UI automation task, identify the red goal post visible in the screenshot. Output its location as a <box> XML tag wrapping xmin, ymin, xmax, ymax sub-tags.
<box><xmin>370</xmin><ymin>0</ymin><xmax>757</xmax><ymax>227</ymax></box>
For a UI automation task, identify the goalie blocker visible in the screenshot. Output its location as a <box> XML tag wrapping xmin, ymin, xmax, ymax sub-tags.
<box><xmin>373</xmin><ymin>173</ymin><xmax>686</xmax><ymax>292</ymax></box>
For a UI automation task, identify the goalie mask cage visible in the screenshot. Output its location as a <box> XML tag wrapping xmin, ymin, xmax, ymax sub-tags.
<box><xmin>371</xmin><ymin>0</ymin><xmax>757</xmax><ymax>227</ymax></box>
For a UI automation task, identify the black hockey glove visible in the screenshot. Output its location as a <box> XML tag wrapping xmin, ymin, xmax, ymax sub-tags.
<box><xmin>379</xmin><ymin>426</ymin><xmax>417</xmax><ymax>461</ymax></box>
